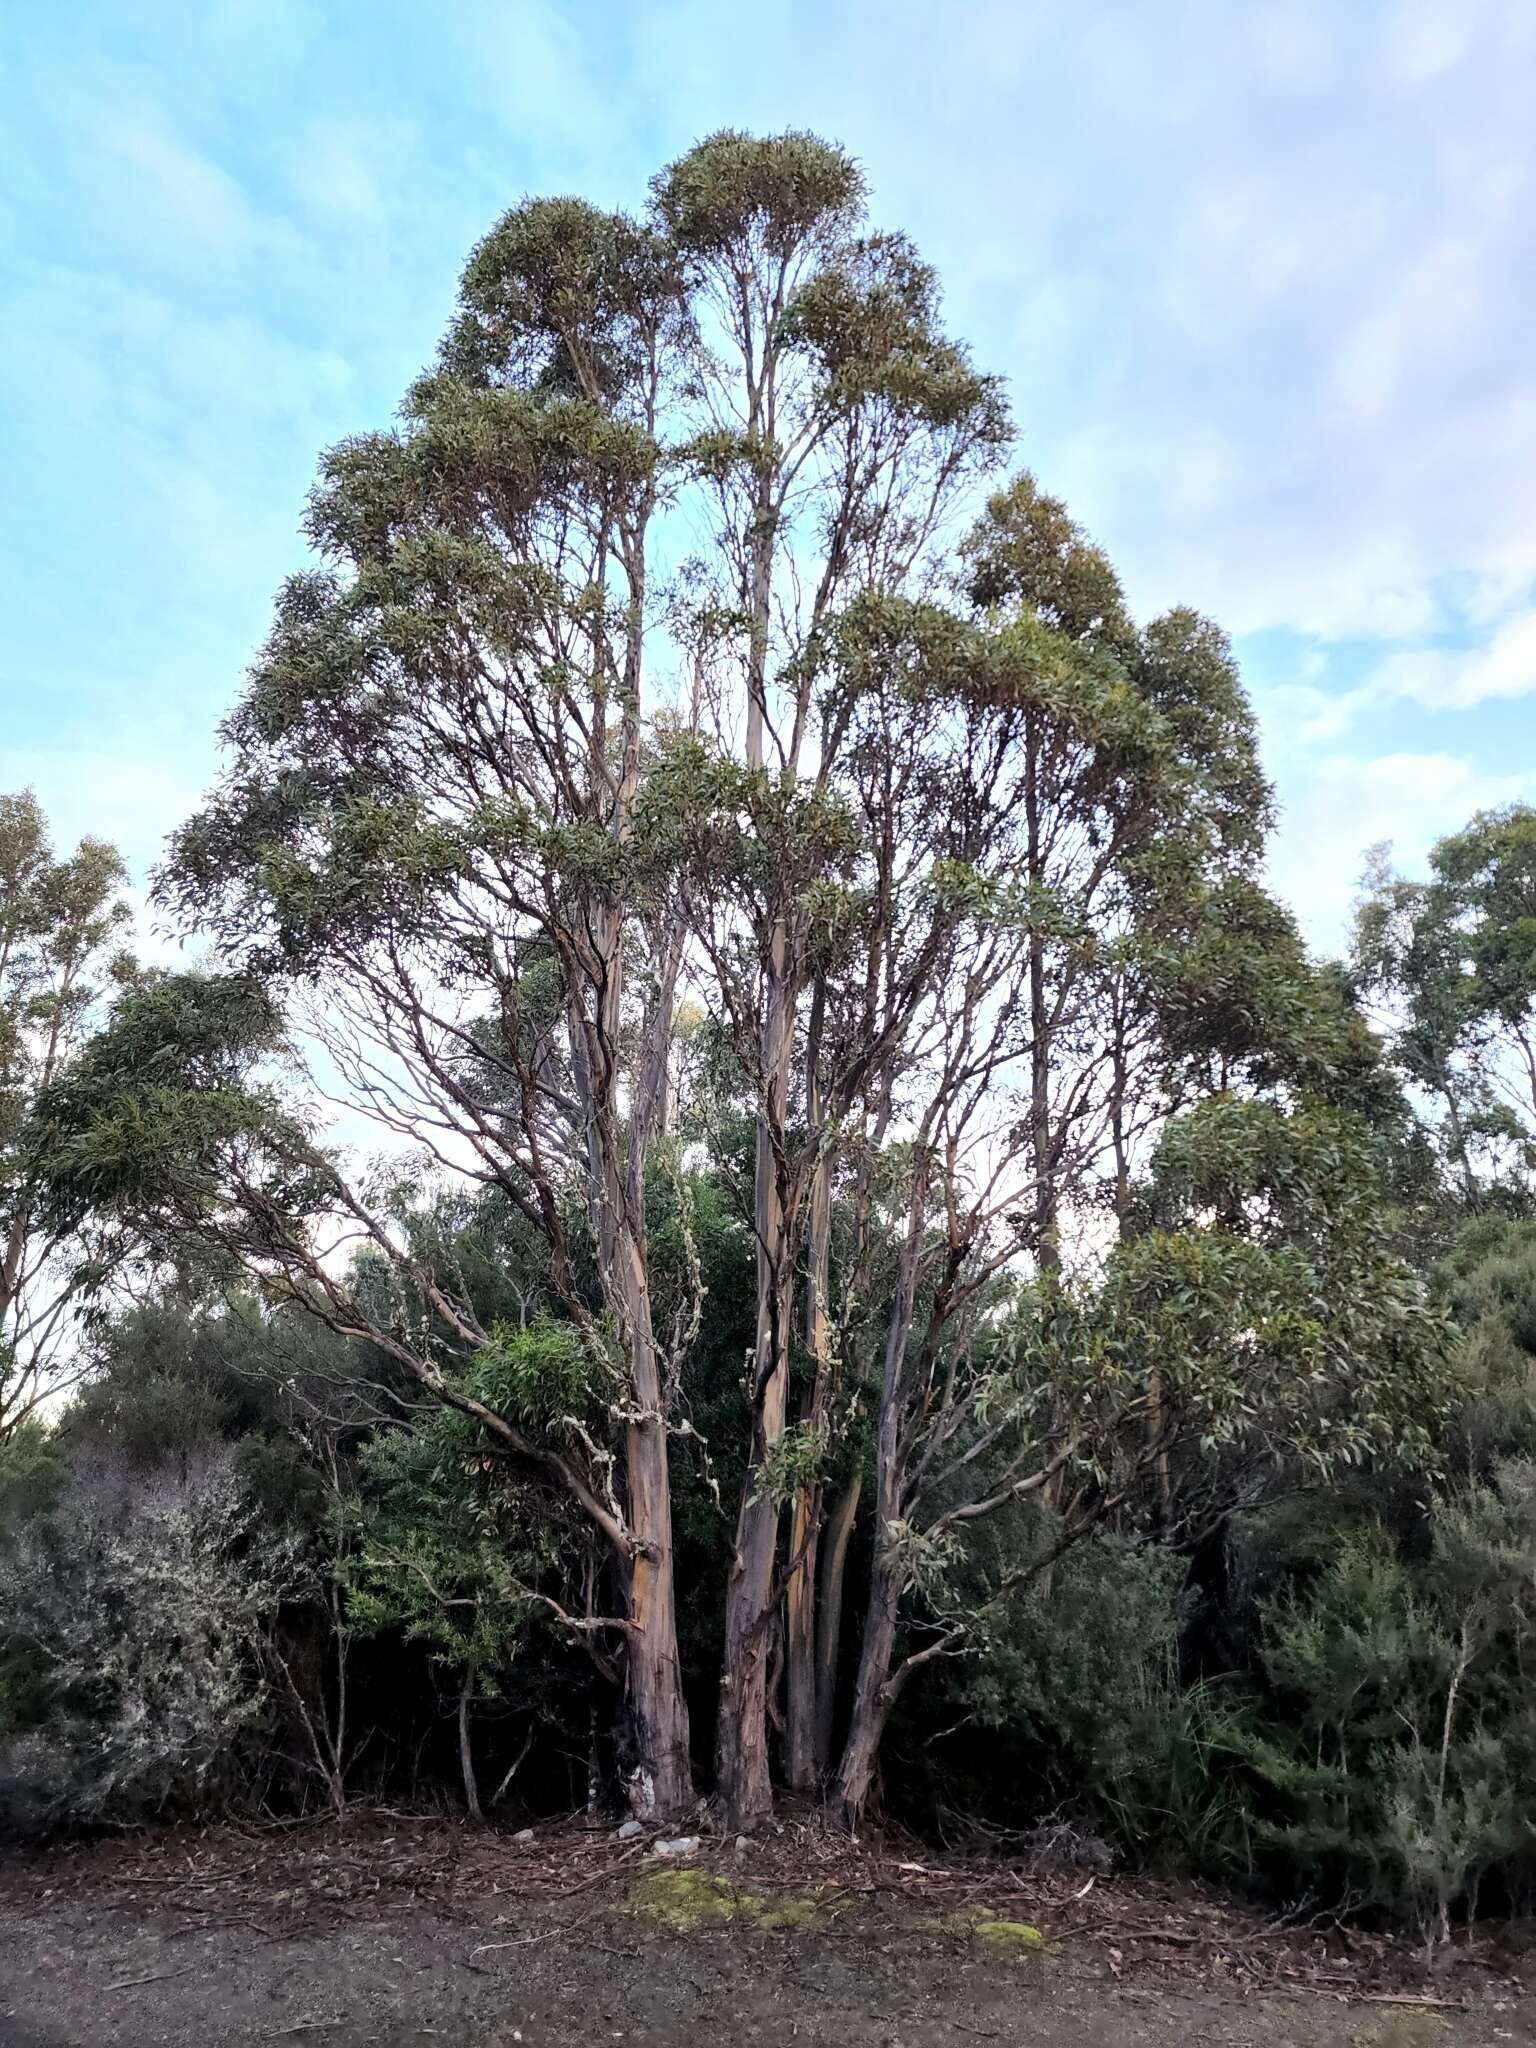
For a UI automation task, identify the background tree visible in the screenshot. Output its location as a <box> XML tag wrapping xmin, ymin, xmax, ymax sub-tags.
<box><xmin>1354</xmin><ymin>805</ymin><xmax>1536</xmax><ymax>1213</ymax></box>
<box><xmin>0</xmin><ymin>790</ymin><xmax>133</xmax><ymax>1437</ymax></box>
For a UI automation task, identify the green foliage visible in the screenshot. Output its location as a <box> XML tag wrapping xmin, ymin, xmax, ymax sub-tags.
<box><xmin>28</xmin><ymin>970</ymin><xmax>318</xmax><ymax>1240</ymax></box>
<box><xmin>0</xmin><ymin>1450</ymin><xmax>298</xmax><ymax>1836</ymax></box>
<box><xmin>341</xmin><ymin>1421</ymin><xmax>552</xmax><ymax>1683</ymax></box>
<box><xmin>26</xmin><ymin>136</ymin><xmax>1536</xmax><ymax>1900</ymax></box>
<box><xmin>0</xmin><ymin>789</ymin><xmax>136</xmax><ymax>1434</ymax></box>
<box><xmin>753</xmin><ymin>1420</ymin><xmax>828</xmax><ymax>1510</ymax></box>
<box><xmin>464</xmin><ymin>1314</ymin><xmax>598</xmax><ymax>1431</ymax></box>
<box><xmin>652</xmin><ymin>129</ymin><xmax>865</xmax><ymax>258</ymax></box>
<box><xmin>1225</xmin><ymin>1484</ymin><xmax>1536</xmax><ymax>1947</ymax></box>
<box><xmin>1435</xmin><ymin>1216</ymin><xmax>1536</xmax><ymax>1462</ymax></box>
<box><xmin>957</xmin><ymin>1530</ymin><xmax>1192</xmax><ymax>1844</ymax></box>
<box><xmin>0</xmin><ymin>1422</ymin><xmax>63</xmax><ymax>1535</ymax></box>
<box><xmin>1116</xmin><ymin>1096</ymin><xmax>1457</xmax><ymax>1506</ymax></box>
<box><xmin>1353</xmin><ymin>806</ymin><xmax>1536</xmax><ymax>1209</ymax></box>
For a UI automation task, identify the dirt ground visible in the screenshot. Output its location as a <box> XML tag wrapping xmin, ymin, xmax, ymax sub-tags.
<box><xmin>0</xmin><ymin>1816</ymin><xmax>1529</xmax><ymax>2047</ymax></box>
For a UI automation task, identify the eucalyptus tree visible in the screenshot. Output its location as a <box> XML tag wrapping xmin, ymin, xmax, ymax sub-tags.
<box><xmin>35</xmin><ymin>130</ymin><xmax>1387</xmax><ymax>1830</ymax></box>
<box><xmin>0</xmin><ymin>792</ymin><xmax>133</xmax><ymax>1438</ymax></box>
<box><xmin>35</xmin><ymin>134</ymin><xmax>1013</xmax><ymax>1822</ymax></box>
<box><xmin>1354</xmin><ymin>806</ymin><xmax>1536</xmax><ymax>1208</ymax></box>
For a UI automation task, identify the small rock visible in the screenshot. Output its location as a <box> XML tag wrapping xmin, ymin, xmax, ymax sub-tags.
<box><xmin>512</xmin><ymin>1827</ymin><xmax>535</xmax><ymax>1843</ymax></box>
<box><xmin>652</xmin><ymin>1834</ymin><xmax>701</xmax><ymax>1858</ymax></box>
<box><xmin>733</xmin><ymin>1835</ymin><xmax>749</xmax><ymax>1857</ymax></box>
<box><xmin>616</xmin><ymin>1819</ymin><xmax>644</xmax><ymax>1841</ymax></box>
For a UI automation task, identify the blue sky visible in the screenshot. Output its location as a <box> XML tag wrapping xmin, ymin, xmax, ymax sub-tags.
<box><xmin>2</xmin><ymin>0</ymin><xmax>1533</xmax><ymax>953</ymax></box>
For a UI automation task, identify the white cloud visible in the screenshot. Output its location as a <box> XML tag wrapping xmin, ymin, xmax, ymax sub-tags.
<box><xmin>1279</xmin><ymin>605</ymin><xmax>1536</xmax><ymax>743</ymax></box>
<box><xmin>1266</xmin><ymin>751</ymin><xmax>1530</xmax><ymax>950</ymax></box>
<box><xmin>82</xmin><ymin>112</ymin><xmax>301</xmax><ymax>274</ymax></box>
<box><xmin>1368</xmin><ymin>610</ymin><xmax>1536</xmax><ymax>713</ymax></box>
<box><xmin>1379</xmin><ymin>0</ymin><xmax>1522</xmax><ymax>85</ymax></box>
<box><xmin>1249</xmin><ymin>3</ymin><xmax>1338</xmax><ymax>90</ymax></box>
<box><xmin>5</xmin><ymin>745</ymin><xmax>211</xmax><ymax>899</ymax></box>
<box><xmin>3</xmin><ymin>0</ymin><xmax>1533</xmax><ymax>970</ymax></box>
<box><xmin>619</xmin><ymin>0</ymin><xmax>1536</xmax><ymax>651</ymax></box>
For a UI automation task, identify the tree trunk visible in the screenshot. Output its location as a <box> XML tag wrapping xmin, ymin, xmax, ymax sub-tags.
<box><xmin>624</xmin><ymin>1541</ymin><xmax>694</xmax><ymax>1820</ymax></box>
<box><xmin>831</xmin><ymin>1187</ymin><xmax>925</xmax><ymax>1828</ymax></box>
<box><xmin>458</xmin><ymin>1669</ymin><xmax>483</xmax><ymax>1826</ymax></box>
<box><xmin>716</xmin><ymin>1477</ymin><xmax>782</xmax><ymax>1827</ymax></box>
<box><xmin>831</xmin><ymin>1542</ymin><xmax>900</xmax><ymax>1827</ymax></box>
<box><xmin>620</xmin><ymin>1277</ymin><xmax>693</xmax><ymax>1819</ymax></box>
<box><xmin>614</xmin><ymin>1219</ymin><xmax>693</xmax><ymax>1821</ymax></box>
<box><xmin>1024</xmin><ymin>712</ymin><xmax>1058</xmax><ymax>1274</ymax></box>
<box><xmin>784</xmin><ymin>1481</ymin><xmax>821</xmax><ymax>1793</ymax></box>
<box><xmin>785</xmin><ymin>1093</ymin><xmax>834</xmax><ymax>1794</ymax></box>
<box><xmin>813</xmin><ymin>1471</ymin><xmax>860</xmax><ymax>1776</ymax></box>
<box><xmin>717</xmin><ymin>943</ymin><xmax>796</xmax><ymax>1830</ymax></box>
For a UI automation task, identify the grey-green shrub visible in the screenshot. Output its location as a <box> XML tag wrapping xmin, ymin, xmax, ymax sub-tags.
<box><xmin>0</xmin><ymin>1448</ymin><xmax>297</xmax><ymax>1834</ymax></box>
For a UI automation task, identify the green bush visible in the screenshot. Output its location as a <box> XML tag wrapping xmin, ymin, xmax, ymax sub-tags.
<box><xmin>1225</xmin><ymin>1476</ymin><xmax>1536</xmax><ymax>1950</ymax></box>
<box><xmin>936</xmin><ymin>1529</ymin><xmax>1243</xmax><ymax>1866</ymax></box>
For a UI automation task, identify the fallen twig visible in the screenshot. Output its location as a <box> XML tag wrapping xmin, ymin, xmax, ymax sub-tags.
<box><xmin>1288</xmin><ymin>1987</ymin><xmax>1468</xmax><ymax>2010</ymax></box>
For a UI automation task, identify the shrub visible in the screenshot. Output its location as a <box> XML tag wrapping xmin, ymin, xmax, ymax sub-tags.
<box><xmin>1228</xmin><ymin>1475</ymin><xmax>1536</xmax><ymax>1951</ymax></box>
<box><xmin>930</xmin><ymin>1527</ymin><xmax>1231</xmax><ymax>1863</ymax></box>
<box><xmin>0</xmin><ymin>1448</ymin><xmax>297</xmax><ymax>1834</ymax></box>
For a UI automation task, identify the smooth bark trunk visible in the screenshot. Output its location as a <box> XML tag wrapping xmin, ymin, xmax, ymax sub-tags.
<box><xmin>813</xmin><ymin>1472</ymin><xmax>860</xmax><ymax>1776</ymax></box>
<box><xmin>831</xmin><ymin>1537</ymin><xmax>900</xmax><ymax>1826</ymax></box>
<box><xmin>618</xmin><ymin>1229</ymin><xmax>693</xmax><ymax>1820</ymax></box>
<box><xmin>784</xmin><ymin>1484</ymin><xmax>820</xmax><ymax>1793</ymax></box>
<box><xmin>785</xmin><ymin>1085</ymin><xmax>834</xmax><ymax>1794</ymax></box>
<box><xmin>717</xmin><ymin>936</ymin><xmax>796</xmax><ymax>1829</ymax></box>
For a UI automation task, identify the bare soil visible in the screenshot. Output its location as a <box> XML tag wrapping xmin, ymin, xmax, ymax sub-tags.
<box><xmin>0</xmin><ymin>1815</ymin><xmax>1530</xmax><ymax>2047</ymax></box>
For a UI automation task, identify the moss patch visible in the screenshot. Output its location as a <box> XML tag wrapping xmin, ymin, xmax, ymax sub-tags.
<box><xmin>626</xmin><ymin>1869</ymin><xmax>836</xmax><ymax>1937</ymax></box>
<box><xmin>752</xmin><ymin>1894</ymin><xmax>827</xmax><ymax>1932</ymax></box>
<box><xmin>972</xmin><ymin>1918</ymin><xmax>1046</xmax><ymax>1958</ymax></box>
<box><xmin>1362</xmin><ymin>2016</ymin><xmax>1449</xmax><ymax>2048</ymax></box>
<box><xmin>627</xmin><ymin>1870</ymin><xmax>744</xmax><ymax>1933</ymax></box>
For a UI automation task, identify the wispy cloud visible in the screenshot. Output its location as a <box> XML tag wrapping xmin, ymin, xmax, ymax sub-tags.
<box><xmin>1267</xmin><ymin>751</ymin><xmax>1532</xmax><ymax>950</ymax></box>
<box><xmin>1</xmin><ymin>0</ymin><xmax>1531</xmax><ymax>948</ymax></box>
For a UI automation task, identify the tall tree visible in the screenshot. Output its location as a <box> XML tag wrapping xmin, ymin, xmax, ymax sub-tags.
<box><xmin>650</xmin><ymin>135</ymin><xmax>1011</xmax><ymax>1823</ymax></box>
<box><xmin>0</xmin><ymin>792</ymin><xmax>132</xmax><ymax>1438</ymax></box>
<box><xmin>36</xmin><ymin>133</ymin><xmax>1419</xmax><ymax>1833</ymax></box>
<box><xmin>35</xmin><ymin>134</ymin><xmax>1008</xmax><ymax>1823</ymax></box>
